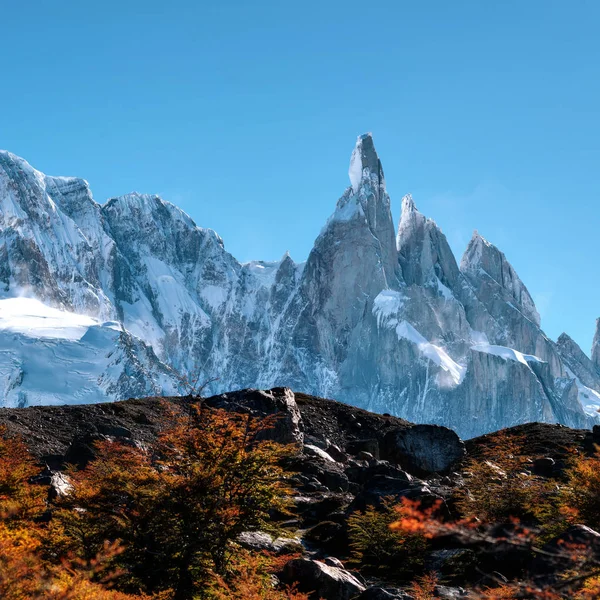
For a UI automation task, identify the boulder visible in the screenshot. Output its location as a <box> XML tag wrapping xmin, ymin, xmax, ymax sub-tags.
<box><xmin>426</xmin><ymin>549</ymin><xmax>478</xmax><ymax>583</ymax></box>
<box><xmin>292</xmin><ymin>493</ymin><xmax>354</xmax><ymax>525</ymax></box>
<box><xmin>304</xmin><ymin>521</ymin><xmax>344</xmax><ymax>545</ymax></box>
<box><xmin>532</xmin><ymin>456</ymin><xmax>556</xmax><ymax>476</ymax></box>
<box><xmin>281</xmin><ymin>558</ymin><xmax>366</xmax><ymax>600</ymax></box>
<box><xmin>346</xmin><ymin>438</ymin><xmax>380</xmax><ymax>459</ymax></box>
<box><xmin>326</xmin><ymin>443</ymin><xmax>348</xmax><ymax>463</ymax></box>
<box><xmin>434</xmin><ymin>586</ymin><xmax>469</xmax><ymax>598</ymax></box>
<box><xmin>383</xmin><ymin>425</ymin><xmax>466</xmax><ymax>474</ymax></box>
<box><xmin>237</xmin><ymin>531</ymin><xmax>303</xmax><ymax>555</ymax></box>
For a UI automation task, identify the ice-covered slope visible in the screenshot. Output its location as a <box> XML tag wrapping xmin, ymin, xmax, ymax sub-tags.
<box><xmin>0</xmin><ymin>138</ymin><xmax>597</xmax><ymax>437</ymax></box>
<box><xmin>0</xmin><ymin>298</ymin><xmax>179</xmax><ymax>407</ymax></box>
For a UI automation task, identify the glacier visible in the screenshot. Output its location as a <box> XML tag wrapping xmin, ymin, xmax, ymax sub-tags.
<box><xmin>0</xmin><ymin>136</ymin><xmax>599</xmax><ymax>438</ymax></box>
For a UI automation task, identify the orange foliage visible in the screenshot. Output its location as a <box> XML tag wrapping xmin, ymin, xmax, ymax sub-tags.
<box><xmin>408</xmin><ymin>572</ymin><xmax>438</xmax><ymax>600</ymax></box>
<box><xmin>50</xmin><ymin>402</ymin><xmax>292</xmax><ymax>598</ymax></box>
<box><xmin>207</xmin><ymin>551</ymin><xmax>309</xmax><ymax>600</ymax></box>
<box><xmin>560</xmin><ymin>448</ymin><xmax>600</xmax><ymax>530</ymax></box>
<box><xmin>0</xmin><ymin>426</ymin><xmax>143</xmax><ymax>599</ymax></box>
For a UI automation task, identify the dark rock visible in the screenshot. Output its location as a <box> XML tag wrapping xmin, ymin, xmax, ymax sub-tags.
<box><xmin>357</xmin><ymin>451</ymin><xmax>374</xmax><ymax>462</ymax></box>
<box><xmin>288</xmin><ymin>453</ymin><xmax>350</xmax><ymax>492</ymax></box>
<box><xmin>346</xmin><ymin>438</ymin><xmax>380</xmax><ymax>459</ymax></box>
<box><xmin>64</xmin><ymin>433</ymin><xmax>110</xmax><ymax>468</ymax></box>
<box><xmin>349</xmin><ymin>474</ymin><xmax>434</xmax><ymax>513</ymax></box>
<box><xmin>383</xmin><ymin>425</ymin><xmax>466</xmax><ymax>474</ymax></box>
<box><xmin>326</xmin><ymin>443</ymin><xmax>348</xmax><ymax>463</ymax></box>
<box><xmin>97</xmin><ymin>423</ymin><xmax>132</xmax><ymax>438</ymax></box>
<box><xmin>280</xmin><ymin>558</ymin><xmax>366</xmax><ymax>600</ymax></box>
<box><xmin>532</xmin><ymin>456</ymin><xmax>556</xmax><ymax>476</ymax></box>
<box><xmin>530</xmin><ymin>524</ymin><xmax>600</xmax><ymax>579</ymax></box>
<box><xmin>345</xmin><ymin>459</ymin><xmax>409</xmax><ymax>486</ymax></box>
<box><xmin>292</xmin><ymin>493</ymin><xmax>353</xmax><ymax>525</ymax></box>
<box><xmin>426</xmin><ymin>548</ymin><xmax>478</xmax><ymax>582</ymax></box>
<box><xmin>304</xmin><ymin>521</ymin><xmax>343</xmax><ymax>544</ymax></box>
<box><xmin>322</xmin><ymin>556</ymin><xmax>345</xmax><ymax>568</ymax></box>
<box><xmin>305</xmin><ymin>434</ymin><xmax>329</xmax><ymax>449</ymax></box>
<box><xmin>434</xmin><ymin>586</ymin><xmax>468</xmax><ymax>598</ymax></box>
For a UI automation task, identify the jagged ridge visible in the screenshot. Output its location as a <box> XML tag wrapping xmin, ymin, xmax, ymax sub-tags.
<box><xmin>0</xmin><ymin>135</ymin><xmax>599</xmax><ymax>437</ymax></box>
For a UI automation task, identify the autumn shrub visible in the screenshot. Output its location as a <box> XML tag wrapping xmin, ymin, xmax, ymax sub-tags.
<box><xmin>0</xmin><ymin>424</ymin><xmax>46</xmax><ymax>523</ymax></box>
<box><xmin>458</xmin><ymin>432</ymin><xmax>558</xmax><ymax>528</ymax></box>
<box><xmin>203</xmin><ymin>550</ymin><xmax>308</xmax><ymax>600</ymax></box>
<box><xmin>51</xmin><ymin>403</ymin><xmax>292</xmax><ymax>599</ymax></box>
<box><xmin>559</xmin><ymin>449</ymin><xmax>600</xmax><ymax>530</ymax></box>
<box><xmin>408</xmin><ymin>572</ymin><xmax>438</xmax><ymax>600</ymax></box>
<box><xmin>348</xmin><ymin>497</ymin><xmax>427</xmax><ymax>578</ymax></box>
<box><xmin>0</xmin><ymin>426</ymin><xmax>143</xmax><ymax>599</ymax></box>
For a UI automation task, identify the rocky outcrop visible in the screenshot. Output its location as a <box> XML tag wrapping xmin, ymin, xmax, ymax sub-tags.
<box><xmin>383</xmin><ymin>424</ymin><xmax>466</xmax><ymax>474</ymax></box>
<box><xmin>1</xmin><ymin>392</ymin><xmax>598</xmax><ymax>598</ymax></box>
<box><xmin>280</xmin><ymin>558</ymin><xmax>366</xmax><ymax>600</ymax></box>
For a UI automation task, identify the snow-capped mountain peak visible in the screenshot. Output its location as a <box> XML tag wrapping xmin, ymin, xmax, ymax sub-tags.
<box><xmin>0</xmin><ymin>136</ymin><xmax>598</xmax><ymax>438</ymax></box>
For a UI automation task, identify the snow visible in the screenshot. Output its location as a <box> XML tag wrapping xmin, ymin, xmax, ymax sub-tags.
<box><xmin>434</xmin><ymin>277</ymin><xmax>454</xmax><ymax>301</ymax></box>
<box><xmin>242</xmin><ymin>260</ymin><xmax>281</xmax><ymax>288</ymax></box>
<box><xmin>373</xmin><ymin>294</ymin><xmax>466</xmax><ymax>385</ymax></box>
<box><xmin>395</xmin><ymin>321</ymin><xmax>466</xmax><ymax>385</ymax></box>
<box><xmin>0</xmin><ymin>298</ymin><xmax>98</xmax><ymax>340</ymax></box>
<box><xmin>563</xmin><ymin>366</ymin><xmax>600</xmax><ymax>418</ymax></box>
<box><xmin>471</xmin><ymin>342</ymin><xmax>544</xmax><ymax>366</ymax></box>
<box><xmin>200</xmin><ymin>284</ymin><xmax>228</xmax><ymax>310</ymax></box>
<box><xmin>470</xmin><ymin>329</ymin><xmax>490</xmax><ymax>345</ymax></box>
<box><xmin>373</xmin><ymin>290</ymin><xmax>406</xmax><ymax>327</ymax></box>
<box><xmin>348</xmin><ymin>136</ymin><xmax>364</xmax><ymax>193</ymax></box>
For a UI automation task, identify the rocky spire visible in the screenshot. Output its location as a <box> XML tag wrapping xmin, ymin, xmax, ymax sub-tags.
<box><xmin>348</xmin><ymin>133</ymin><xmax>384</xmax><ymax>193</ymax></box>
<box><xmin>557</xmin><ymin>332</ymin><xmax>600</xmax><ymax>391</ymax></box>
<box><xmin>461</xmin><ymin>231</ymin><xmax>540</xmax><ymax>327</ymax></box>
<box><xmin>592</xmin><ymin>319</ymin><xmax>600</xmax><ymax>373</ymax></box>
<box><xmin>396</xmin><ymin>194</ymin><xmax>461</xmax><ymax>290</ymax></box>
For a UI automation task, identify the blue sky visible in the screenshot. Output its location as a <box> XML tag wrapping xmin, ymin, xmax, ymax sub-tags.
<box><xmin>1</xmin><ymin>1</ymin><xmax>599</xmax><ymax>352</ymax></box>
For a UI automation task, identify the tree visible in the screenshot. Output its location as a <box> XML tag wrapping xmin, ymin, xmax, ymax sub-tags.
<box><xmin>52</xmin><ymin>403</ymin><xmax>292</xmax><ymax>598</ymax></box>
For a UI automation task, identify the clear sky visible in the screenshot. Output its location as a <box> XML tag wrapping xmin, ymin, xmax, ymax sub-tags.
<box><xmin>1</xmin><ymin>1</ymin><xmax>599</xmax><ymax>353</ymax></box>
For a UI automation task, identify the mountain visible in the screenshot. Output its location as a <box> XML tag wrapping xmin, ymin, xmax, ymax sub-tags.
<box><xmin>0</xmin><ymin>136</ymin><xmax>598</xmax><ymax>437</ymax></box>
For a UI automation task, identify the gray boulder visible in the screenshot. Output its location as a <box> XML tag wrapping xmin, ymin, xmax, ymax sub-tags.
<box><xmin>281</xmin><ymin>558</ymin><xmax>366</xmax><ymax>600</ymax></box>
<box><xmin>383</xmin><ymin>424</ymin><xmax>466</xmax><ymax>474</ymax></box>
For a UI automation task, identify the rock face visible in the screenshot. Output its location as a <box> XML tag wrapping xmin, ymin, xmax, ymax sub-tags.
<box><xmin>383</xmin><ymin>425</ymin><xmax>466</xmax><ymax>474</ymax></box>
<box><xmin>281</xmin><ymin>558</ymin><xmax>366</xmax><ymax>600</ymax></box>
<box><xmin>0</xmin><ymin>138</ymin><xmax>598</xmax><ymax>437</ymax></box>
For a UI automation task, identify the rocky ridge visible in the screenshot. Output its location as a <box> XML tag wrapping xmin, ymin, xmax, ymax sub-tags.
<box><xmin>1</xmin><ymin>388</ymin><xmax>597</xmax><ymax>599</ymax></box>
<box><xmin>1</xmin><ymin>136</ymin><xmax>600</xmax><ymax>437</ymax></box>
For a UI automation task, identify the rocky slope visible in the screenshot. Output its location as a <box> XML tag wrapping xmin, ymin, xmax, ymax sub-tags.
<box><xmin>1</xmin><ymin>136</ymin><xmax>599</xmax><ymax>437</ymax></box>
<box><xmin>1</xmin><ymin>389</ymin><xmax>597</xmax><ymax>599</ymax></box>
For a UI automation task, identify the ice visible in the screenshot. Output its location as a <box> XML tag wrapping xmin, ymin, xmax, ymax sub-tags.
<box><xmin>373</xmin><ymin>290</ymin><xmax>406</xmax><ymax>327</ymax></box>
<box><xmin>348</xmin><ymin>136</ymin><xmax>364</xmax><ymax>194</ymax></box>
<box><xmin>0</xmin><ymin>298</ymin><xmax>98</xmax><ymax>340</ymax></box>
<box><xmin>395</xmin><ymin>321</ymin><xmax>466</xmax><ymax>385</ymax></box>
<box><xmin>471</xmin><ymin>342</ymin><xmax>544</xmax><ymax>366</ymax></box>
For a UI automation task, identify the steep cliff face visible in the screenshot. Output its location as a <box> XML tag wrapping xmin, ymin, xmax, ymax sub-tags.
<box><xmin>0</xmin><ymin>137</ymin><xmax>596</xmax><ymax>437</ymax></box>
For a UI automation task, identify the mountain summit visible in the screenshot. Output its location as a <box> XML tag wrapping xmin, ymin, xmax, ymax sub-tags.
<box><xmin>0</xmin><ymin>136</ymin><xmax>598</xmax><ymax>437</ymax></box>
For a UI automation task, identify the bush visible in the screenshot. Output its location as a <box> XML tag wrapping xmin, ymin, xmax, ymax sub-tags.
<box><xmin>51</xmin><ymin>403</ymin><xmax>292</xmax><ymax>599</ymax></box>
<box><xmin>458</xmin><ymin>432</ymin><xmax>556</xmax><ymax>526</ymax></box>
<box><xmin>348</xmin><ymin>497</ymin><xmax>426</xmax><ymax>578</ymax></box>
<box><xmin>560</xmin><ymin>449</ymin><xmax>600</xmax><ymax>530</ymax></box>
